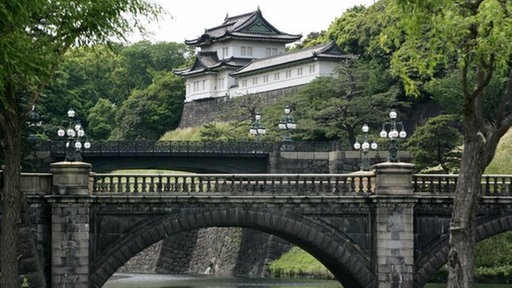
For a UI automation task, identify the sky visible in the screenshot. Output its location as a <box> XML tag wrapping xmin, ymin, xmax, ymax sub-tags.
<box><xmin>127</xmin><ymin>0</ymin><xmax>376</xmax><ymax>44</ymax></box>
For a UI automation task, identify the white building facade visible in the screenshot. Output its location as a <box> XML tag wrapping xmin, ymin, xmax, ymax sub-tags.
<box><xmin>174</xmin><ymin>9</ymin><xmax>354</xmax><ymax>102</ymax></box>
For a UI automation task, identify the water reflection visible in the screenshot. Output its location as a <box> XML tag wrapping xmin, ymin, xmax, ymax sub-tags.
<box><xmin>104</xmin><ymin>274</ymin><xmax>510</xmax><ymax>288</ymax></box>
<box><xmin>103</xmin><ymin>274</ymin><xmax>343</xmax><ymax>288</ymax></box>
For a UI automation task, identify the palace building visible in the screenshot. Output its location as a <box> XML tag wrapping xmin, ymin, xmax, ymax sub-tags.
<box><xmin>174</xmin><ymin>8</ymin><xmax>354</xmax><ymax>103</ymax></box>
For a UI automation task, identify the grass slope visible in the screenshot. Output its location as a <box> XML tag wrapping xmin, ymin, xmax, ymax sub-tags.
<box><xmin>485</xmin><ymin>128</ymin><xmax>512</xmax><ymax>174</ymax></box>
<box><xmin>267</xmin><ymin>247</ymin><xmax>333</xmax><ymax>279</ymax></box>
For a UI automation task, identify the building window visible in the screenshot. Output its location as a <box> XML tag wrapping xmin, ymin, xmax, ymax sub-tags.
<box><xmin>252</xmin><ymin>77</ymin><xmax>258</xmax><ymax>85</ymax></box>
<box><xmin>297</xmin><ymin>67</ymin><xmax>303</xmax><ymax>76</ymax></box>
<box><xmin>217</xmin><ymin>78</ymin><xmax>225</xmax><ymax>89</ymax></box>
<box><xmin>266</xmin><ymin>48</ymin><xmax>278</xmax><ymax>57</ymax></box>
<box><xmin>202</xmin><ymin>80</ymin><xmax>206</xmax><ymax>90</ymax></box>
<box><xmin>309</xmin><ymin>64</ymin><xmax>316</xmax><ymax>73</ymax></box>
<box><xmin>193</xmin><ymin>81</ymin><xmax>200</xmax><ymax>92</ymax></box>
<box><xmin>285</xmin><ymin>70</ymin><xmax>292</xmax><ymax>78</ymax></box>
<box><xmin>263</xmin><ymin>75</ymin><xmax>269</xmax><ymax>83</ymax></box>
<box><xmin>274</xmin><ymin>72</ymin><xmax>280</xmax><ymax>80</ymax></box>
<box><xmin>241</xmin><ymin>79</ymin><xmax>247</xmax><ymax>87</ymax></box>
<box><xmin>222</xmin><ymin>47</ymin><xmax>229</xmax><ymax>58</ymax></box>
<box><xmin>241</xmin><ymin>46</ymin><xmax>252</xmax><ymax>56</ymax></box>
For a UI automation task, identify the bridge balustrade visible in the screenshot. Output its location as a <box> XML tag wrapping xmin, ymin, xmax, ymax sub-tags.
<box><xmin>39</xmin><ymin>140</ymin><xmax>338</xmax><ymax>157</ymax></box>
<box><xmin>91</xmin><ymin>173</ymin><xmax>375</xmax><ymax>195</ymax></box>
<box><xmin>413</xmin><ymin>174</ymin><xmax>512</xmax><ymax>195</ymax></box>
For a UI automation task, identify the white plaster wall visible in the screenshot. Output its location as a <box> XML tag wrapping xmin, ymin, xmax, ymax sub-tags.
<box><xmin>231</xmin><ymin>61</ymin><xmax>340</xmax><ymax>96</ymax></box>
<box><xmin>204</xmin><ymin>40</ymin><xmax>286</xmax><ymax>60</ymax></box>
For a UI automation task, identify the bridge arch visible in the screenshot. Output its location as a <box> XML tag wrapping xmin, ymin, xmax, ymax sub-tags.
<box><xmin>90</xmin><ymin>207</ymin><xmax>375</xmax><ymax>288</ymax></box>
<box><xmin>414</xmin><ymin>214</ymin><xmax>512</xmax><ymax>287</ymax></box>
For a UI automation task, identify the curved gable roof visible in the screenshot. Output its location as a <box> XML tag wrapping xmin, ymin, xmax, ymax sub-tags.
<box><xmin>185</xmin><ymin>8</ymin><xmax>301</xmax><ymax>46</ymax></box>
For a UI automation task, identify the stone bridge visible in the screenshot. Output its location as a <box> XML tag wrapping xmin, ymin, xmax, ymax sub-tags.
<box><xmin>33</xmin><ymin>140</ymin><xmax>398</xmax><ymax>173</ymax></box>
<box><xmin>6</xmin><ymin>161</ymin><xmax>512</xmax><ymax>288</ymax></box>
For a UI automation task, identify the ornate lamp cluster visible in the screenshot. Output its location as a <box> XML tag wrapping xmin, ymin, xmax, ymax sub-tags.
<box><xmin>57</xmin><ymin>108</ymin><xmax>91</xmax><ymax>162</ymax></box>
<box><xmin>354</xmin><ymin>124</ymin><xmax>378</xmax><ymax>171</ymax></box>
<box><xmin>249</xmin><ymin>105</ymin><xmax>298</xmax><ymax>143</ymax></box>
<box><xmin>278</xmin><ymin>105</ymin><xmax>296</xmax><ymax>141</ymax></box>
<box><xmin>379</xmin><ymin>109</ymin><xmax>407</xmax><ymax>162</ymax></box>
<box><xmin>249</xmin><ymin>112</ymin><xmax>267</xmax><ymax>141</ymax></box>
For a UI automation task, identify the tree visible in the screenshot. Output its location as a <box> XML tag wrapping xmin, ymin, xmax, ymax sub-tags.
<box><xmin>386</xmin><ymin>0</ymin><xmax>512</xmax><ymax>286</ymax></box>
<box><xmin>289</xmin><ymin>60</ymin><xmax>407</xmax><ymax>145</ymax></box>
<box><xmin>87</xmin><ymin>98</ymin><xmax>117</xmax><ymax>140</ymax></box>
<box><xmin>405</xmin><ymin>114</ymin><xmax>462</xmax><ymax>173</ymax></box>
<box><xmin>324</xmin><ymin>2</ymin><xmax>401</xmax><ymax>64</ymax></box>
<box><xmin>109</xmin><ymin>40</ymin><xmax>192</xmax><ymax>104</ymax></box>
<box><xmin>111</xmin><ymin>72</ymin><xmax>185</xmax><ymax>140</ymax></box>
<box><xmin>0</xmin><ymin>1</ymin><xmax>160</xmax><ymax>286</ymax></box>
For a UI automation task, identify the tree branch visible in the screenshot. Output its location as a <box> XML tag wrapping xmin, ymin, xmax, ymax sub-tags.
<box><xmin>472</xmin><ymin>55</ymin><xmax>496</xmax><ymax>136</ymax></box>
<box><xmin>496</xmin><ymin>66</ymin><xmax>512</xmax><ymax>136</ymax></box>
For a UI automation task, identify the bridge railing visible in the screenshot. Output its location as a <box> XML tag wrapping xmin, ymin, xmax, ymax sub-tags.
<box><xmin>91</xmin><ymin>173</ymin><xmax>375</xmax><ymax>195</ymax></box>
<box><xmin>413</xmin><ymin>174</ymin><xmax>512</xmax><ymax>195</ymax></box>
<box><xmin>37</xmin><ymin>140</ymin><xmax>339</xmax><ymax>157</ymax></box>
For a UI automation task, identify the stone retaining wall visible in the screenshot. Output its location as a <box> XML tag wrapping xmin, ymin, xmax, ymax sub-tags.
<box><xmin>179</xmin><ymin>86</ymin><xmax>303</xmax><ymax>128</ymax></box>
<box><xmin>117</xmin><ymin>227</ymin><xmax>292</xmax><ymax>278</ymax></box>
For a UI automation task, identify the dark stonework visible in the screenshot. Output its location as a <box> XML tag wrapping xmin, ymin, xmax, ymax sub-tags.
<box><xmin>234</xmin><ymin>230</ymin><xmax>291</xmax><ymax>277</ymax></box>
<box><xmin>178</xmin><ymin>86</ymin><xmax>303</xmax><ymax>128</ymax></box>
<box><xmin>156</xmin><ymin>230</ymin><xmax>198</xmax><ymax>274</ymax></box>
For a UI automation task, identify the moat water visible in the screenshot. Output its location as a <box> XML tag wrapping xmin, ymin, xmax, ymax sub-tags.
<box><xmin>103</xmin><ymin>273</ymin><xmax>511</xmax><ymax>288</ymax></box>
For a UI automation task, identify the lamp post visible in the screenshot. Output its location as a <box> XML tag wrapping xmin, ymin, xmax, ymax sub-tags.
<box><xmin>57</xmin><ymin>108</ymin><xmax>91</xmax><ymax>161</ymax></box>
<box><xmin>278</xmin><ymin>105</ymin><xmax>296</xmax><ymax>141</ymax></box>
<box><xmin>354</xmin><ymin>124</ymin><xmax>378</xmax><ymax>171</ymax></box>
<box><xmin>249</xmin><ymin>112</ymin><xmax>266</xmax><ymax>141</ymax></box>
<box><xmin>27</xmin><ymin>105</ymin><xmax>43</xmax><ymax>141</ymax></box>
<box><xmin>379</xmin><ymin>109</ymin><xmax>407</xmax><ymax>162</ymax></box>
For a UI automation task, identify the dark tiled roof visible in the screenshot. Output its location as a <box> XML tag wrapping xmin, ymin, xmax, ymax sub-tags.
<box><xmin>231</xmin><ymin>41</ymin><xmax>356</xmax><ymax>76</ymax></box>
<box><xmin>173</xmin><ymin>52</ymin><xmax>252</xmax><ymax>76</ymax></box>
<box><xmin>185</xmin><ymin>8</ymin><xmax>301</xmax><ymax>46</ymax></box>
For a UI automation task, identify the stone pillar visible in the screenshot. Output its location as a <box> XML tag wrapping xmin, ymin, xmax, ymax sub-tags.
<box><xmin>50</xmin><ymin>161</ymin><xmax>92</xmax><ymax>195</ymax></box>
<box><xmin>49</xmin><ymin>161</ymin><xmax>92</xmax><ymax>288</ymax></box>
<box><xmin>268</xmin><ymin>150</ymin><xmax>279</xmax><ymax>173</ymax></box>
<box><xmin>373</xmin><ymin>161</ymin><xmax>416</xmax><ymax>288</ymax></box>
<box><xmin>374</xmin><ymin>162</ymin><xmax>415</xmax><ymax>195</ymax></box>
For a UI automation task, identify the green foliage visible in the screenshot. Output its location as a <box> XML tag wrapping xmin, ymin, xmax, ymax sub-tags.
<box><xmin>110</xmin><ymin>40</ymin><xmax>192</xmax><ymax>103</ymax></box>
<box><xmin>199</xmin><ymin>122</ymin><xmax>250</xmax><ymax>141</ymax></box>
<box><xmin>268</xmin><ymin>247</ymin><xmax>334</xmax><ymax>279</ymax></box>
<box><xmin>0</xmin><ymin>0</ymin><xmax>163</xmax><ymax>286</ymax></box>
<box><xmin>385</xmin><ymin>0</ymin><xmax>512</xmax><ymax>97</ymax></box>
<box><xmin>323</xmin><ymin>1</ymin><xmax>400</xmax><ymax>63</ymax></box>
<box><xmin>474</xmin><ymin>265</ymin><xmax>512</xmax><ymax>283</ymax></box>
<box><xmin>160</xmin><ymin>127</ymin><xmax>203</xmax><ymax>141</ymax></box>
<box><xmin>87</xmin><ymin>99</ymin><xmax>116</xmax><ymax>140</ymax></box>
<box><xmin>39</xmin><ymin>40</ymin><xmax>191</xmax><ymax>141</ymax></box>
<box><xmin>282</xmin><ymin>60</ymin><xmax>407</xmax><ymax>145</ymax></box>
<box><xmin>476</xmin><ymin>232</ymin><xmax>512</xmax><ymax>268</ymax></box>
<box><xmin>426</xmin><ymin>69</ymin><xmax>511</xmax><ymax>121</ymax></box>
<box><xmin>406</xmin><ymin>114</ymin><xmax>462</xmax><ymax>173</ymax></box>
<box><xmin>111</xmin><ymin>72</ymin><xmax>185</xmax><ymax>140</ymax></box>
<box><xmin>386</xmin><ymin>1</ymin><xmax>512</xmax><ymax>285</ymax></box>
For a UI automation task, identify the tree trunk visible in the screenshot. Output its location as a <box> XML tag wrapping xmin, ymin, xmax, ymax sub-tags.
<box><xmin>1</xmin><ymin>122</ymin><xmax>23</xmax><ymax>287</ymax></box>
<box><xmin>446</xmin><ymin>133</ymin><xmax>485</xmax><ymax>288</ymax></box>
